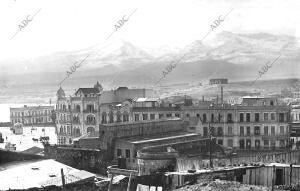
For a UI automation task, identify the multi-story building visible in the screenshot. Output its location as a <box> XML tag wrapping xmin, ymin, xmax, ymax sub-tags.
<box><xmin>56</xmin><ymin>82</ymin><xmax>154</xmax><ymax>145</ymax></box>
<box><xmin>290</xmin><ymin>105</ymin><xmax>300</xmax><ymax>137</ymax></box>
<box><xmin>10</xmin><ymin>105</ymin><xmax>54</xmax><ymax>126</ymax></box>
<box><xmin>183</xmin><ymin>97</ymin><xmax>290</xmax><ymax>150</ymax></box>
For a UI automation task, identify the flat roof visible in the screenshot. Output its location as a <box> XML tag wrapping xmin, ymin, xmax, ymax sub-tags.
<box><xmin>118</xmin><ymin>132</ymin><xmax>200</xmax><ymax>145</ymax></box>
<box><xmin>0</xmin><ymin>159</ymin><xmax>95</xmax><ymax>190</ymax></box>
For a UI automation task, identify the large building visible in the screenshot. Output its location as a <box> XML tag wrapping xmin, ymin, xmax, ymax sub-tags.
<box><xmin>10</xmin><ymin>105</ymin><xmax>54</xmax><ymax>126</ymax></box>
<box><xmin>56</xmin><ymin>82</ymin><xmax>155</xmax><ymax>145</ymax></box>
<box><xmin>183</xmin><ymin>97</ymin><xmax>291</xmax><ymax>150</ymax></box>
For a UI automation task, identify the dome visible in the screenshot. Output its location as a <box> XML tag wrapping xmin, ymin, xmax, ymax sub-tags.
<box><xmin>94</xmin><ymin>81</ymin><xmax>103</xmax><ymax>92</ymax></box>
<box><xmin>57</xmin><ymin>87</ymin><xmax>65</xmax><ymax>98</ymax></box>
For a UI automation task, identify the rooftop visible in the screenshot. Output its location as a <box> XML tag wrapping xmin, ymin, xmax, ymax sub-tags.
<box><xmin>117</xmin><ymin>131</ymin><xmax>199</xmax><ymax>145</ymax></box>
<box><xmin>0</xmin><ymin>159</ymin><xmax>95</xmax><ymax>190</ymax></box>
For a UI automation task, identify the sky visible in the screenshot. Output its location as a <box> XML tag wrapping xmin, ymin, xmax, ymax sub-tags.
<box><xmin>0</xmin><ymin>0</ymin><xmax>299</xmax><ymax>62</ymax></box>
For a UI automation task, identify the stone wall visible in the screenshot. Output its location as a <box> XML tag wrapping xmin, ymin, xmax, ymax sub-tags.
<box><xmin>44</xmin><ymin>144</ymin><xmax>111</xmax><ymax>174</ymax></box>
<box><xmin>176</xmin><ymin>150</ymin><xmax>300</xmax><ymax>172</ymax></box>
<box><xmin>0</xmin><ymin>149</ymin><xmax>44</xmax><ymax>164</ymax></box>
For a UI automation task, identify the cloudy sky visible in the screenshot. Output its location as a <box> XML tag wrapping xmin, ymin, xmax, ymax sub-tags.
<box><xmin>0</xmin><ymin>0</ymin><xmax>299</xmax><ymax>62</ymax></box>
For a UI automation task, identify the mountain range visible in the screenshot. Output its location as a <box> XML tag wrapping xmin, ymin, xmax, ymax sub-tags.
<box><xmin>0</xmin><ymin>31</ymin><xmax>299</xmax><ymax>93</ymax></box>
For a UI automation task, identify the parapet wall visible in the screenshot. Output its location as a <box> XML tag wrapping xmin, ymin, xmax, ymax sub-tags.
<box><xmin>44</xmin><ymin>144</ymin><xmax>111</xmax><ymax>174</ymax></box>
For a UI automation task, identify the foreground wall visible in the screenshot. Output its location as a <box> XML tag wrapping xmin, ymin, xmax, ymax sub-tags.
<box><xmin>44</xmin><ymin>144</ymin><xmax>111</xmax><ymax>174</ymax></box>
<box><xmin>176</xmin><ymin>150</ymin><xmax>300</xmax><ymax>171</ymax></box>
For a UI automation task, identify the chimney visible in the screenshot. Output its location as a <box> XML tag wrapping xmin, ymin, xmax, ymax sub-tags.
<box><xmin>221</xmin><ymin>86</ymin><xmax>223</xmax><ymax>104</ymax></box>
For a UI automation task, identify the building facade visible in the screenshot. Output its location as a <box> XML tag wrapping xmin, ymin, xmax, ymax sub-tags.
<box><xmin>183</xmin><ymin>97</ymin><xmax>290</xmax><ymax>150</ymax></box>
<box><xmin>56</xmin><ymin>82</ymin><xmax>155</xmax><ymax>145</ymax></box>
<box><xmin>10</xmin><ymin>105</ymin><xmax>54</xmax><ymax>126</ymax></box>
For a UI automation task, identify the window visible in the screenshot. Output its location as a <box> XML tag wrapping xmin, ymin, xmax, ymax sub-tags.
<box><xmin>264</xmin><ymin>113</ymin><xmax>268</xmax><ymax>121</ymax></box>
<box><xmin>246</xmin><ymin>113</ymin><xmax>251</xmax><ymax>122</ymax></box>
<box><xmin>109</xmin><ymin>112</ymin><xmax>114</xmax><ymax>123</ymax></box>
<box><xmin>271</xmin><ymin>126</ymin><xmax>275</xmax><ymax>135</ymax></box>
<box><xmin>240</xmin><ymin>126</ymin><xmax>244</xmax><ymax>136</ymax></box>
<box><xmin>217</xmin><ymin>127</ymin><xmax>223</xmax><ymax>136</ymax></box>
<box><xmin>166</xmin><ymin>113</ymin><xmax>172</xmax><ymax>118</ymax></box>
<box><xmin>117</xmin><ymin>112</ymin><xmax>122</xmax><ymax>122</ymax></box>
<box><xmin>246</xmin><ymin>139</ymin><xmax>251</xmax><ymax>149</ymax></box>
<box><xmin>264</xmin><ymin>140</ymin><xmax>269</xmax><ymax>147</ymax></box>
<box><xmin>264</xmin><ymin>126</ymin><xmax>268</xmax><ymax>135</ymax></box>
<box><xmin>125</xmin><ymin>149</ymin><xmax>130</xmax><ymax>158</ymax></box>
<box><xmin>271</xmin><ymin>140</ymin><xmax>276</xmax><ymax>148</ymax></box>
<box><xmin>218</xmin><ymin>113</ymin><xmax>222</xmax><ymax>122</ymax></box>
<box><xmin>134</xmin><ymin>114</ymin><xmax>139</xmax><ymax>121</ymax></box>
<box><xmin>270</xmin><ymin>100</ymin><xmax>274</xmax><ymax>106</ymax></box>
<box><xmin>175</xmin><ymin>113</ymin><xmax>180</xmax><ymax>118</ymax></box>
<box><xmin>123</xmin><ymin>113</ymin><xmax>129</xmax><ymax>122</ymax></box>
<box><xmin>279</xmin><ymin>140</ymin><xmax>285</xmax><ymax>148</ymax></box>
<box><xmin>211</xmin><ymin>114</ymin><xmax>215</xmax><ymax>122</ymax></box>
<box><xmin>203</xmin><ymin>114</ymin><xmax>207</xmax><ymax>122</ymax></box>
<box><xmin>246</xmin><ymin>126</ymin><xmax>251</xmax><ymax>136</ymax></box>
<box><xmin>196</xmin><ymin>113</ymin><xmax>200</xmax><ymax>117</ymax></box>
<box><xmin>271</xmin><ymin>113</ymin><xmax>275</xmax><ymax>120</ymax></box>
<box><xmin>150</xmin><ymin>114</ymin><xmax>155</xmax><ymax>120</ymax></box>
<box><xmin>227</xmin><ymin>139</ymin><xmax>233</xmax><ymax>147</ymax></box>
<box><xmin>217</xmin><ymin>139</ymin><xmax>223</xmax><ymax>145</ymax></box>
<box><xmin>203</xmin><ymin>127</ymin><xmax>208</xmax><ymax>137</ymax></box>
<box><xmin>280</xmin><ymin>126</ymin><xmax>284</xmax><ymax>134</ymax></box>
<box><xmin>102</xmin><ymin>112</ymin><xmax>107</xmax><ymax>124</ymax></box>
<box><xmin>228</xmin><ymin>126</ymin><xmax>233</xmax><ymax>136</ymax></box>
<box><xmin>239</xmin><ymin>140</ymin><xmax>245</xmax><ymax>149</ymax></box>
<box><xmin>255</xmin><ymin>140</ymin><xmax>260</xmax><ymax>149</ymax></box>
<box><xmin>239</xmin><ymin>113</ymin><xmax>244</xmax><ymax>122</ymax></box>
<box><xmin>227</xmin><ymin>113</ymin><xmax>233</xmax><ymax>123</ymax></box>
<box><xmin>210</xmin><ymin>127</ymin><xmax>215</xmax><ymax>136</ymax></box>
<box><xmin>186</xmin><ymin>113</ymin><xmax>190</xmax><ymax>117</ymax></box>
<box><xmin>279</xmin><ymin>113</ymin><xmax>284</xmax><ymax>122</ymax></box>
<box><xmin>159</xmin><ymin>114</ymin><xmax>164</xmax><ymax>119</ymax></box>
<box><xmin>117</xmin><ymin>149</ymin><xmax>122</xmax><ymax>157</ymax></box>
<box><xmin>255</xmin><ymin>113</ymin><xmax>259</xmax><ymax>122</ymax></box>
<box><xmin>143</xmin><ymin>114</ymin><xmax>148</xmax><ymax>120</ymax></box>
<box><xmin>254</xmin><ymin>126</ymin><xmax>260</xmax><ymax>135</ymax></box>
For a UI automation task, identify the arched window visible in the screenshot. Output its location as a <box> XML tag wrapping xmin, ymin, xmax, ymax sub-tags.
<box><xmin>102</xmin><ymin>112</ymin><xmax>107</xmax><ymax>124</ymax></box>
<box><xmin>203</xmin><ymin>114</ymin><xmax>207</xmax><ymax>122</ymax></box>
<box><xmin>217</xmin><ymin>127</ymin><xmax>223</xmax><ymax>136</ymax></box>
<box><xmin>109</xmin><ymin>111</ymin><xmax>114</xmax><ymax>123</ymax></box>
<box><xmin>76</xmin><ymin>105</ymin><xmax>81</xmax><ymax>112</ymax></box>
<box><xmin>117</xmin><ymin>111</ymin><xmax>122</xmax><ymax>122</ymax></box>
<box><xmin>203</xmin><ymin>127</ymin><xmax>208</xmax><ymax>137</ymax></box>
<box><xmin>123</xmin><ymin>112</ymin><xmax>129</xmax><ymax>122</ymax></box>
<box><xmin>86</xmin><ymin>115</ymin><xmax>95</xmax><ymax>125</ymax></box>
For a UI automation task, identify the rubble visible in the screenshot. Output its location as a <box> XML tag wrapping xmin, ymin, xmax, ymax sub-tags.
<box><xmin>173</xmin><ymin>179</ymin><xmax>271</xmax><ymax>191</ymax></box>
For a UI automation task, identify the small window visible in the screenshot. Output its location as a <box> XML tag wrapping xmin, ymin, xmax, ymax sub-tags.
<box><xmin>240</xmin><ymin>126</ymin><xmax>244</xmax><ymax>136</ymax></box>
<box><xmin>264</xmin><ymin>113</ymin><xmax>268</xmax><ymax>121</ymax></box>
<box><xmin>142</xmin><ymin>114</ymin><xmax>148</xmax><ymax>120</ymax></box>
<box><xmin>135</xmin><ymin>114</ymin><xmax>139</xmax><ymax>121</ymax></box>
<box><xmin>254</xmin><ymin>126</ymin><xmax>260</xmax><ymax>135</ymax></box>
<box><xmin>227</xmin><ymin>139</ymin><xmax>233</xmax><ymax>147</ymax></box>
<box><xmin>255</xmin><ymin>113</ymin><xmax>259</xmax><ymax>122</ymax></box>
<box><xmin>271</xmin><ymin>126</ymin><xmax>275</xmax><ymax>135</ymax></box>
<box><xmin>175</xmin><ymin>113</ymin><xmax>180</xmax><ymax>118</ymax></box>
<box><xmin>125</xmin><ymin>149</ymin><xmax>130</xmax><ymax>159</ymax></box>
<box><xmin>264</xmin><ymin>126</ymin><xmax>268</xmax><ymax>135</ymax></box>
<box><xmin>246</xmin><ymin>126</ymin><xmax>251</xmax><ymax>136</ymax></box>
<box><xmin>150</xmin><ymin>114</ymin><xmax>155</xmax><ymax>120</ymax></box>
<box><xmin>280</xmin><ymin>126</ymin><xmax>284</xmax><ymax>134</ymax></box>
<box><xmin>166</xmin><ymin>113</ymin><xmax>172</xmax><ymax>118</ymax></box>
<box><xmin>217</xmin><ymin>139</ymin><xmax>223</xmax><ymax>145</ymax></box>
<box><xmin>159</xmin><ymin>114</ymin><xmax>164</xmax><ymax>119</ymax></box>
<box><xmin>271</xmin><ymin>113</ymin><xmax>275</xmax><ymax>120</ymax></box>
<box><xmin>203</xmin><ymin>127</ymin><xmax>208</xmax><ymax>137</ymax></box>
<box><xmin>117</xmin><ymin>149</ymin><xmax>122</xmax><ymax>157</ymax></box>
<box><xmin>186</xmin><ymin>113</ymin><xmax>190</xmax><ymax>117</ymax></box>
<box><xmin>228</xmin><ymin>126</ymin><xmax>233</xmax><ymax>135</ymax></box>
<box><xmin>246</xmin><ymin>113</ymin><xmax>251</xmax><ymax>122</ymax></box>
<box><xmin>240</xmin><ymin>113</ymin><xmax>244</xmax><ymax>122</ymax></box>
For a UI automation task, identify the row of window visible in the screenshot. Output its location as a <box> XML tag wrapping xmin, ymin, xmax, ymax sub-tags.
<box><xmin>59</xmin><ymin>126</ymin><xmax>81</xmax><ymax>136</ymax></box>
<box><xmin>11</xmin><ymin>110</ymin><xmax>51</xmax><ymax>117</ymax></box>
<box><xmin>12</xmin><ymin>117</ymin><xmax>51</xmax><ymax>124</ymax></box>
<box><xmin>203</xmin><ymin>125</ymin><xmax>287</xmax><ymax>137</ymax></box>
<box><xmin>218</xmin><ymin>139</ymin><xmax>286</xmax><ymax>149</ymax></box>
<box><xmin>134</xmin><ymin>113</ymin><xmax>180</xmax><ymax>121</ymax></box>
<box><xmin>187</xmin><ymin>112</ymin><xmax>286</xmax><ymax>123</ymax></box>
<box><xmin>57</xmin><ymin>104</ymin><xmax>96</xmax><ymax>112</ymax></box>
